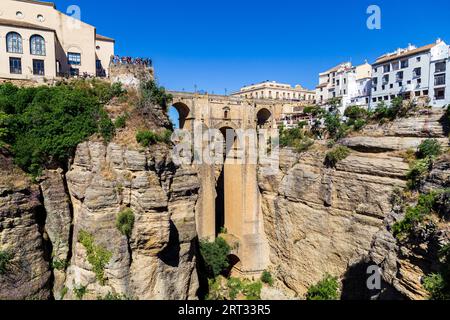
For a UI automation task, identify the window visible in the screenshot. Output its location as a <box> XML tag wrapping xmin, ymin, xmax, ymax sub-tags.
<box><xmin>398</xmin><ymin>82</ymin><xmax>403</xmax><ymax>87</ymax></box>
<box><xmin>6</xmin><ymin>32</ymin><xmax>23</xmax><ymax>53</ymax></box>
<box><xmin>384</xmin><ymin>96</ymin><xmax>389</xmax><ymax>101</ymax></box>
<box><xmin>67</xmin><ymin>52</ymin><xmax>81</xmax><ymax>65</ymax></box>
<box><xmin>372</xmin><ymin>98</ymin><xmax>377</xmax><ymax>103</ymax></box>
<box><xmin>435</xmin><ymin>62</ymin><xmax>446</xmax><ymax>73</ymax></box>
<box><xmin>16</xmin><ymin>11</ymin><xmax>23</xmax><ymax>18</ymax></box>
<box><xmin>416</xmin><ymin>57</ymin><xmax>421</xmax><ymax>62</ymax></box>
<box><xmin>9</xmin><ymin>57</ymin><xmax>22</xmax><ymax>74</ymax></box>
<box><xmin>344</xmin><ymin>78</ymin><xmax>346</xmax><ymax>84</ymax></box>
<box><xmin>70</xmin><ymin>68</ymin><xmax>79</xmax><ymax>77</ymax></box>
<box><xmin>374</xmin><ymin>67</ymin><xmax>378</xmax><ymax>73</ymax></box>
<box><xmin>396</xmin><ymin>71</ymin><xmax>404</xmax><ymax>82</ymax></box>
<box><xmin>37</xmin><ymin>14</ymin><xmax>45</xmax><ymax>22</ymax></box>
<box><xmin>435</xmin><ymin>74</ymin><xmax>446</xmax><ymax>86</ymax></box>
<box><xmin>423</xmin><ymin>90</ymin><xmax>429</xmax><ymax>96</ymax></box>
<box><xmin>392</xmin><ymin>61</ymin><xmax>400</xmax><ymax>71</ymax></box>
<box><xmin>372</xmin><ymin>77</ymin><xmax>378</xmax><ymax>85</ymax></box>
<box><xmin>413</xmin><ymin>67</ymin><xmax>421</xmax><ymax>78</ymax></box>
<box><xmin>30</xmin><ymin>35</ymin><xmax>46</xmax><ymax>56</ymax></box>
<box><xmin>417</xmin><ymin>78</ymin><xmax>422</xmax><ymax>84</ymax></box>
<box><xmin>96</xmin><ymin>59</ymin><xmax>102</xmax><ymax>69</ymax></box>
<box><xmin>383</xmin><ymin>64</ymin><xmax>390</xmax><ymax>73</ymax></box>
<box><xmin>407</xmin><ymin>80</ymin><xmax>411</xmax><ymax>85</ymax></box>
<box><xmin>390</xmin><ymin>95</ymin><xmax>396</xmax><ymax>100</ymax></box>
<box><xmin>435</xmin><ymin>88</ymin><xmax>445</xmax><ymax>100</ymax></box>
<box><xmin>415</xmin><ymin>91</ymin><xmax>421</xmax><ymax>97</ymax></box>
<box><xmin>336</xmin><ymin>80</ymin><xmax>340</xmax><ymax>86</ymax></box>
<box><xmin>382</xmin><ymin>85</ymin><xmax>386</xmax><ymax>90</ymax></box>
<box><xmin>390</xmin><ymin>84</ymin><xmax>394</xmax><ymax>89</ymax></box>
<box><xmin>382</xmin><ymin>74</ymin><xmax>389</xmax><ymax>85</ymax></box>
<box><xmin>33</xmin><ymin>59</ymin><xmax>45</xmax><ymax>75</ymax></box>
<box><xmin>401</xmin><ymin>59</ymin><xmax>409</xmax><ymax>68</ymax></box>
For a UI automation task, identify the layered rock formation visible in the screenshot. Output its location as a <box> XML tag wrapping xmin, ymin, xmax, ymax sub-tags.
<box><xmin>259</xmin><ymin>110</ymin><xmax>449</xmax><ymax>298</ymax></box>
<box><xmin>0</xmin><ymin>150</ymin><xmax>51</xmax><ymax>300</ymax></box>
<box><xmin>0</xmin><ymin>140</ymin><xmax>201</xmax><ymax>300</ymax></box>
<box><xmin>62</xmin><ymin>141</ymin><xmax>200</xmax><ymax>300</ymax></box>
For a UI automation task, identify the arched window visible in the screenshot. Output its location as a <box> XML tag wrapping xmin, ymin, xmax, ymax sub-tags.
<box><xmin>6</xmin><ymin>32</ymin><xmax>23</xmax><ymax>53</ymax></box>
<box><xmin>30</xmin><ymin>35</ymin><xmax>46</xmax><ymax>55</ymax></box>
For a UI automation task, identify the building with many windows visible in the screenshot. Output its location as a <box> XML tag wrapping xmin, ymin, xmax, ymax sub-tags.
<box><xmin>0</xmin><ymin>0</ymin><xmax>114</xmax><ymax>80</ymax></box>
<box><xmin>231</xmin><ymin>80</ymin><xmax>316</xmax><ymax>102</ymax></box>
<box><xmin>316</xmin><ymin>62</ymin><xmax>372</xmax><ymax>113</ymax></box>
<box><xmin>370</xmin><ymin>39</ymin><xmax>449</xmax><ymax>109</ymax></box>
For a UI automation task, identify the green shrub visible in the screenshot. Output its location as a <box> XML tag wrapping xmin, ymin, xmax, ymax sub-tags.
<box><xmin>423</xmin><ymin>273</ymin><xmax>449</xmax><ymax>300</ymax></box>
<box><xmin>200</xmin><ymin>237</ymin><xmax>231</xmax><ymax>278</ymax></box>
<box><xmin>406</xmin><ymin>157</ymin><xmax>432</xmax><ymax>190</ymax></box>
<box><xmin>392</xmin><ymin>191</ymin><xmax>437</xmax><ymax>240</ymax></box>
<box><xmin>52</xmin><ymin>259</ymin><xmax>68</xmax><ymax>271</ymax></box>
<box><xmin>0</xmin><ymin>82</ymin><xmax>117</xmax><ymax>176</ymax></box>
<box><xmin>73</xmin><ymin>284</ymin><xmax>88</xmax><ymax>300</ymax></box>
<box><xmin>279</xmin><ymin>125</ymin><xmax>314</xmax><ymax>153</ymax></box>
<box><xmin>0</xmin><ymin>249</ymin><xmax>13</xmax><ymax>275</ymax></box>
<box><xmin>325</xmin><ymin>145</ymin><xmax>351</xmax><ymax>167</ymax></box>
<box><xmin>207</xmin><ymin>277</ymin><xmax>262</xmax><ymax>300</ymax></box>
<box><xmin>136</xmin><ymin>130</ymin><xmax>159</xmax><ymax>146</ymax></box>
<box><xmin>136</xmin><ymin>129</ymin><xmax>172</xmax><ymax>147</ymax></box>
<box><xmin>114</xmin><ymin>114</ymin><xmax>128</xmax><ymax>129</ymax></box>
<box><xmin>306</xmin><ymin>274</ymin><xmax>340</xmax><ymax>300</ymax></box>
<box><xmin>78</xmin><ymin>230</ymin><xmax>112</xmax><ymax>285</ymax></box>
<box><xmin>97</xmin><ymin>292</ymin><xmax>132</xmax><ymax>300</ymax></box>
<box><xmin>116</xmin><ymin>209</ymin><xmax>135</xmax><ymax>238</ymax></box>
<box><xmin>417</xmin><ymin>139</ymin><xmax>442</xmax><ymax>159</ymax></box>
<box><xmin>344</xmin><ymin>105</ymin><xmax>368</xmax><ymax>120</ymax></box>
<box><xmin>261</xmin><ymin>270</ymin><xmax>274</xmax><ymax>286</ymax></box>
<box><xmin>353</xmin><ymin>119</ymin><xmax>367</xmax><ymax>131</ymax></box>
<box><xmin>140</xmin><ymin>80</ymin><xmax>173</xmax><ymax>111</ymax></box>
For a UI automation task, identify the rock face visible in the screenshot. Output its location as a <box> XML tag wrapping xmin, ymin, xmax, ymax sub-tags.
<box><xmin>259</xmin><ymin>149</ymin><xmax>408</xmax><ymax>296</ymax></box>
<box><xmin>62</xmin><ymin>141</ymin><xmax>200</xmax><ymax>300</ymax></box>
<box><xmin>0</xmin><ymin>150</ymin><xmax>51</xmax><ymax>300</ymax></box>
<box><xmin>259</xmin><ymin>110</ymin><xmax>448</xmax><ymax>298</ymax></box>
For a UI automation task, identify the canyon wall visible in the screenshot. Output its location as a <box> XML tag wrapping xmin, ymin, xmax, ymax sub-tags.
<box><xmin>0</xmin><ymin>141</ymin><xmax>201</xmax><ymax>300</ymax></box>
<box><xmin>259</xmin><ymin>109</ymin><xmax>449</xmax><ymax>298</ymax></box>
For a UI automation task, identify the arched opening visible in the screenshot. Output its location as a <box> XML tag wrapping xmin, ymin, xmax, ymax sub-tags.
<box><xmin>169</xmin><ymin>102</ymin><xmax>190</xmax><ymax>129</ymax></box>
<box><xmin>215</xmin><ymin>126</ymin><xmax>237</xmax><ymax>236</ymax></box>
<box><xmin>256</xmin><ymin>108</ymin><xmax>272</xmax><ymax>128</ymax></box>
<box><xmin>224</xmin><ymin>254</ymin><xmax>242</xmax><ymax>277</ymax></box>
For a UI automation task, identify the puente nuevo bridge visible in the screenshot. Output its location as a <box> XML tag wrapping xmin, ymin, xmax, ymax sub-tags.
<box><xmin>168</xmin><ymin>91</ymin><xmax>306</xmax><ymax>276</ymax></box>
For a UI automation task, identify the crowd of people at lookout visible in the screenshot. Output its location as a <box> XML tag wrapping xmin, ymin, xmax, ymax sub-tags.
<box><xmin>110</xmin><ymin>55</ymin><xmax>152</xmax><ymax>67</ymax></box>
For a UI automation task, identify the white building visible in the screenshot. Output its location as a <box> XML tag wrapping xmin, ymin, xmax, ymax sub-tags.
<box><xmin>316</xmin><ymin>62</ymin><xmax>372</xmax><ymax>113</ymax></box>
<box><xmin>371</xmin><ymin>39</ymin><xmax>450</xmax><ymax>109</ymax></box>
<box><xmin>232</xmin><ymin>80</ymin><xmax>315</xmax><ymax>102</ymax></box>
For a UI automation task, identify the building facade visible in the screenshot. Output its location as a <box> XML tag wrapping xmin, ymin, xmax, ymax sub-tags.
<box><xmin>316</xmin><ymin>62</ymin><xmax>372</xmax><ymax>113</ymax></box>
<box><xmin>231</xmin><ymin>80</ymin><xmax>316</xmax><ymax>103</ymax></box>
<box><xmin>0</xmin><ymin>0</ymin><xmax>114</xmax><ymax>81</ymax></box>
<box><xmin>371</xmin><ymin>39</ymin><xmax>450</xmax><ymax>109</ymax></box>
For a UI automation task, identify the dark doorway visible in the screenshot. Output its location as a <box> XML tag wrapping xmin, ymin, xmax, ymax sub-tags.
<box><xmin>215</xmin><ymin>168</ymin><xmax>225</xmax><ymax>236</ymax></box>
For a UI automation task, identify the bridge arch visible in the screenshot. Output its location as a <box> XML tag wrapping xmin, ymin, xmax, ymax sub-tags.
<box><xmin>170</xmin><ymin>101</ymin><xmax>191</xmax><ymax>129</ymax></box>
<box><xmin>256</xmin><ymin>108</ymin><xmax>273</xmax><ymax>128</ymax></box>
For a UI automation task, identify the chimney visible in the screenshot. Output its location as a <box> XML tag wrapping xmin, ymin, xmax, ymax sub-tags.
<box><xmin>436</xmin><ymin>38</ymin><xmax>442</xmax><ymax>44</ymax></box>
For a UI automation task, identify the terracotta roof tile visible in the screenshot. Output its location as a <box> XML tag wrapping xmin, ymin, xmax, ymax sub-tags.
<box><xmin>374</xmin><ymin>43</ymin><xmax>436</xmax><ymax>65</ymax></box>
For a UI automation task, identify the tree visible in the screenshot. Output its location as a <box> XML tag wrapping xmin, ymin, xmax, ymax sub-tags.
<box><xmin>200</xmin><ymin>237</ymin><xmax>231</xmax><ymax>278</ymax></box>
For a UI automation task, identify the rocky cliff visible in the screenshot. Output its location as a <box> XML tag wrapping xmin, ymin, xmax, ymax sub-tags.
<box><xmin>259</xmin><ymin>109</ymin><xmax>449</xmax><ymax>299</ymax></box>
<box><xmin>0</xmin><ymin>141</ymin><xmax>200</xmax><ymax>300</ymax></box>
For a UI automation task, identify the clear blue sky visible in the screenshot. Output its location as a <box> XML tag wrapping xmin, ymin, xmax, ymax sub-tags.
<box><xmin>53</xmin><ymin>0</ymin><xmax>450</xmax><ymax>94</ymax></box>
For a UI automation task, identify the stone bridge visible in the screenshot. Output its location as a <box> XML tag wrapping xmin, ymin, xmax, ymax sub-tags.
<box><xmin>168</xmin><ymin>91</ymin><xmax>304</xmax><ymax>276</ymax></box>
